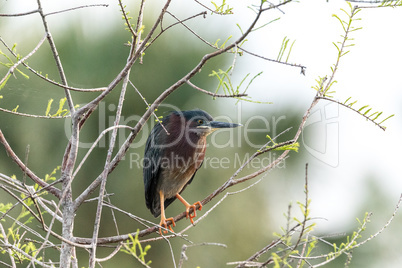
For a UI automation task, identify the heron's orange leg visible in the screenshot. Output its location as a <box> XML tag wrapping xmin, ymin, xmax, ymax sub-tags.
<box><xmin>175</xmin><ymin>194</ymin><xmax>203</xmax><ymax>224</ymax></box>
<box><xmin>159</xmin><ymin>191</ymin><xmax>175</xmax><ymax>234</ymax></box>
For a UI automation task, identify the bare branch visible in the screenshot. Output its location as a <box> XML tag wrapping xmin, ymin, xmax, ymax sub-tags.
<box><xmin>0</xmin><ymin>107</ymin><xmax>70</xmax><ymax>118</ymax></box>
<box><xmin>44</xmin><ymin>4</ymin><xmax>109</xmax><ymax>17</ymax></box>
<box><xmin>129</xmin><ymin>80</ymin><xmax>170</xmax><ymax>135</ymax></box>
<box><xmin>95</xmin><ymin>243</ymin><xmax>123</xmax><ymax>262</ymax></box>
<box><xmin>193</xmin><ymin>0</ymin><xmax>232</xmax><ymax>15</ymax></box>
<box><xmin>239</xmin><ymin>46</ymin><xmax>306</xmax><ymax>74</ymax></box>
<box><xmin>157</xmin><ymin>11</ymin><xmax>214</xmax><ymax>49</ymax></box>
<box><xmin>118</xmin><ymin>0</ymin><xmax>137</xmax><ymax>38</ymax></box>
<box><xmin>36</xmin><ymin>0</ymin><xmax>75</xmax><ymax>113</ymax></box>
<box><xmin>0</xmin><ymin>130</ymin><xmax>61</xmax><ymax>198</ymax></box>
<box><xmin>261</xmin><ymin>0</ymin><xmax>294</xmax><ymax>11</ymax></box>
<box><xmin>0</xmin><ymin>9</ymin><xmax>39</xmax><ymax>17</ymax></box>
<box><xmin>0</xmin><ymin>240</ymin><xmax>54</xmax><ymax>267</ymax></box>
<box><xmin>0</xmin><ymin>185</ymin><xmax>44</xmax><ymax>226</ymax></box>
<box><xmin>89</xmin><ymin>59</ymin><xmax>131</xmax><ymax>268</ymax></box>
<box><xmin>0</xmin><ymin>37</ymin><xmax>106</xmax><ymax>92</ymax></box>
<box><xmin>0</xmin><ymin>223</ymin><xmax>16</xmax><ymax>267</ymax></box>
<box><xmin>73</xmin><ymin>125</ymin><xmax>134</xmax><ymax>179</ymax></box>
<box><xmin>179</xmin><ymin>243</ymin><xmax>227</xmax><ymax>268</ymax></box>
<box><xmin>0</xmin><ymin>34</ymin><xmax>46</xmax><ymax>86</ymax></box>
<box><xmin>352</xmin><ymin>194</ymin><xmax>402</xmax><ymax>248</ymax></box>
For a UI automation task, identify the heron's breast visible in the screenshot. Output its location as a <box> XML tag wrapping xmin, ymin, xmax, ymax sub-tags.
<box><xmin>158</xmin><ymin>137</ymin><xmax>207</xmax><ymax>199</ymax></box>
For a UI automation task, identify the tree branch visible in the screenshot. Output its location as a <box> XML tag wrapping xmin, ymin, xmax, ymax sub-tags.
<box><xmin>36</xmin><ymin>0</ymin><xmax>75</xmax><ymax>113</ymax></box>
<box><xmin>0</xmin><ymin>34</ymin><xmax>47</xmax><ymax>87</ymax></box>
<box><xmin>317</xmin><ymin>96</ymin><xmax>386</xmax><ymax>130</ymax></box>
<box><xmin>0</xmin><ymin>130</ymin><xmax>61</xmax><ymax>198</ymax></box>
<box><xmin>186</xmin><ymin>80</ymin><xmax>248</xmax><ymax>98</ymax></box>
<box><xmin>0</xmin><ymin>37</ymin><xmax>106</xmax><ymax>93</ymax></box>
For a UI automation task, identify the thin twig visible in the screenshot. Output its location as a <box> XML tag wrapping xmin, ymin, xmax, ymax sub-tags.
<box><xmin>235</xmin><ymin>225</ymin><xmax>300</xmax><ymax>267</ymax></box>
<box><xmin>316</xmin><ymin>96</ymin><xmax>386</xmax><ymax>131</ymax></box>
<box><xmin>193</xmin><ymin>0</ymin><xmax>232</xmax><ymax>15</ymax></box>
<box><xmin>179</xmin><ymin>243</ymin><xmax>227</xmax><ymax>267</ymax></box>
<box><xmin>0</xmin><ymin>223</ymin><xmax>17</xmax><ymax>268</ymax></box>
<box><xmin>95</xmin><ymin>243</ymin><xmax>123</xmax><ymax>262</ymax></box>
<box><xmin>261</xmin><ymin>0</ymin><xmax>293</xmax><ymax>11</ymax></box>
<box><xmin>0</xmin><ymin>34</ymin><xmax>47</xmax><ymax>86</ymax></box>
<box><xmin>128</xmin><ymin>80</ymin><xmax>170</xmax><ymax>135</ymax></box>
<box><xmin>0</xmin><ymin>9</ymin><xmax>39</xmax><ymax>17</ymax></box>
<box><xmin>159</xmin><ymin>11</ymin><xmax>214</xmax><ymax>49</ymax></box>
<box><xmin>0</xmin><ymin>213</ymin><xmax>52</xmax><ymax>247</ymax></box>
<box><xmin>321</xmin><ymin>6</ymin><xmax>359</xmax><ymax>96</ymax></box>
<box><xmin>162</xmin><ymin>235</ymin><xmax>177</xmax><ymax>268</ymax></box>
<box><xmin>0</xmin><ymin>186</ymin><xmax>54</xmax><ymax>242</ymax></box>
<box><xmin>352</xmin><ymin>194</ymin><xmax>402</xmax><ymax>248</ymax></box>
<box><xmin>0</xmin><ymin>130</ymin><xmax>61</xmax><ymax>198</ymax></box>
<box><xmin>35</xmin><ymin>1</ymin><xmax>78</xmax><ymax>264</ymax></box>
<box><xmin>88</xmin><ymin>76</ymin><xmax>129</xmax><ymax>268</ymax></box>
<box><xmin>292</xmin><ymin>164</ymin><xmax>310</xmax><ymax>253</ymax></box>
<box><xmin>186</xmin><ymin>80</ymin><xmax>248</xmax><ymax>98</ymax></box>
<box><xmin>0</xmin><ymin>173</ymin><xmax>30</xmax><ymax>194</ymax></box>
<box><xmin>73</xmin><ymin>201</ymin><xmax>191</xmax><ymax>245</ymax></box>
<box><xmin>89</xmin><ymin>1</ymin><xmax>143</xmax><ymax>261</ymax></box>
<box><xmin>0</xmin><ymin>37</ymin><xmax>106</xmax><ymax>92</ymax></box>
<box><xmin>118</xmin><ymin>0</ymin><xmax>137</xmax><ymax>38</ymax></box>
<box><xmin>0</xmin><ymin>107</ymin><xmax>70</xmax><ymax>118</ymax></box>
<box><xmin>0</xmin><ymin>186</ymin><xmax>89</xmax><ymax>250</ymax></box>
<box><xmin>0</xmin><ymin>241</ymin><xmax>54</xmax><ymax>267</ymax></box>
<box><xmin>239</xmin><ymin>46</ymin><xmax>306</xmax><ymax>74</ymax></box>
<box><xmin>132</xmin><ymin>0</ymin><xmax>146</xmax><ymax>62</ymax></box>
<box><xmin>36</xmin><ymin>0</ymin><xmax>75</xmax><ymax>113</ymax></box>
<box><xmin>72</xmin><ymin>125</ymin><xmax>134</xmax><ymax>179</ymax></box>
<box><xmin>45</xmin><ymin>4</ymin><xmax>109</xmax><ymax>16</ymax></box>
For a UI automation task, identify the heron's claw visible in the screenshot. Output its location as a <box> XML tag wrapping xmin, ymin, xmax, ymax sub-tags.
<box><xmin>186</xmin><ymin>201</ymin><xmax>203</xmax><ymax>224</ymax></box>
<box><xmin>159</xmin><ymin>217</ymin><xmax>175</xmax><ymax>235</ymax></box>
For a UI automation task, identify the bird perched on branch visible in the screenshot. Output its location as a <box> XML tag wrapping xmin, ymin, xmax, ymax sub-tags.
<box><xmin>143</xmin><ymin>109</ymin><xmax>241</xmax><ymax>234</ymax></box>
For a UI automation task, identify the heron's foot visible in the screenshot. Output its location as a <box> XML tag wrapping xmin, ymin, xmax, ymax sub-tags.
<box><xmin>185</xmin><ymin>201</ymin><xmax>203</xmax><ymax>224</ymax></box>
<box><xmin>159</xmin><ymin>217</ymin><xmax>175</xmax><ymax>235</ymax></box>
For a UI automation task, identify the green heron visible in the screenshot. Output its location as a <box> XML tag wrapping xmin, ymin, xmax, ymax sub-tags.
<box><xmin>143</xmin><ymin>109</ymin><xmax>240</xmax><ymax>234</ymax></box>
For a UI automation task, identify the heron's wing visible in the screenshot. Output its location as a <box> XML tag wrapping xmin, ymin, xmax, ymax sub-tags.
<box><xmin>143</xmin><ymin>124</ymin><xmax>163</xmax><ymax>217</ymax></box>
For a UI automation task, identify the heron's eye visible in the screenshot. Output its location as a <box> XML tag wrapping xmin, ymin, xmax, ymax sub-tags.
<box><xmin>197</xmin><ymin>119</ymin><xmax>204</xmax><ymax>125</ymax></box>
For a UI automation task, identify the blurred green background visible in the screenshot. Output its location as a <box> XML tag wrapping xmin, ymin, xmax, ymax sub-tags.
<box><xmin>1</xmin><ymin>0</ymin><xmax>402</xmax><ymax>267</ymax></box>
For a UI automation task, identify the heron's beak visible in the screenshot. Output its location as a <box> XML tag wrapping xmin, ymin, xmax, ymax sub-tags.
<box><xmin>209</xmin><ymin>121</ymin><xmax>242</xmax><ymax>129</ymax></box>
<box><xmin>195</xmin><ymin>121</ymin><xmax>241</xmax><ymax>135</ymax></box>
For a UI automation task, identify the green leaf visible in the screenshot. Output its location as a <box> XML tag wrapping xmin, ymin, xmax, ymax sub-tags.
<box><xmin>358</xmin><ymin>105</ymin><xmax>369</xmax><ymax>112</ymax></box>
<box><xmin>286</xmin><ymin>40</ymin><xmax>296</xmax><ymax>63</ymax></box>
<box><xmin>379</xmin><ymin>114</ymin><xmax>394</xmax><ymax>125</ymax></box>
<box><xmin>45</xmin><ymin>99</ymin><xmax>53</xmax><ymax>116</ymax></box>
<box><xmin>12</xmin><ymin>105</ymin><xmax>19</xmax><ymax>112</ymax></box>
<box><xmin>0</xmin><ymin>74</ymin><xmax>11</xmax><ymax>90</ymax></box>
